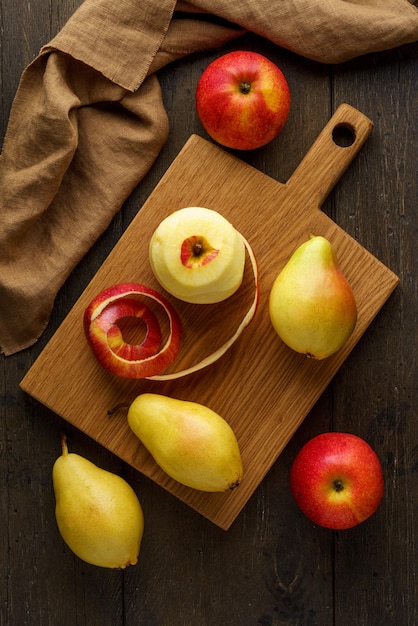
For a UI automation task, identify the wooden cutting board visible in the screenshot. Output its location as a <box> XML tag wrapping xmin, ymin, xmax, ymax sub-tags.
<box><xmin>21</xmin><ymin>104</ymin><xmax>399</xmax><ymax>530</ymax></box>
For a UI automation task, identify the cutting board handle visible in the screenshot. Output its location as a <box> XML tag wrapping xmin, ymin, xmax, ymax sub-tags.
<box><xmin>287</xmin><ymin>103</ymin><xmax>374</xmax><ymax>208</ymax></box>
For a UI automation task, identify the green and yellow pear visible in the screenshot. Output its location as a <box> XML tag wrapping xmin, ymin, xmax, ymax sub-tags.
<box><xmin>269</xmin><ymin>235</ymin><xmax>357</xmax><ymax>359</ymax></box>
<box><xmin>52</xmin><ymin>435</ymin><xmax>144</xmax><ymax>569</ymax></box>
<box><xmin>127</xmin><ymin>393</ymin><xmax>243</xmax><ymax>492</ymax></box>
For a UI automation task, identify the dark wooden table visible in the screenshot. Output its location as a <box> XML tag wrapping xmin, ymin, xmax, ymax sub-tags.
<box><xmin>1</xmin><ymin>2</ymin><xmax>417</xmax><ymax>625</ymax></box>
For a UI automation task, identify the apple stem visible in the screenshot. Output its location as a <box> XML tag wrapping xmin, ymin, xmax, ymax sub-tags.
<box><xmin>193</xmin><ymin>241</ymin><xmax>204</xmax><ymax>257</ymax></box>
<box><xmin>334</xmin><ymin>479</ymin><xmax>344</xmax><ymax>492</ymax></box>
<box><xmin>107</xmin><ymin>403</ymin><xmax>130</xmax><ymax>416</ymax></box>
<box><xmin>239</xmin><ymin>81</ymin><xmax>252</xmax><ymax>95</ymax></box>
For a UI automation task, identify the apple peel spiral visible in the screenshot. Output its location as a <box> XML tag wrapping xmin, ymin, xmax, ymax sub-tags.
<box><xmin>84</xmin><ymin>283</ymin><xmax>182</xmax><ymax>379</ymax></box>
<box><xmin>84</xmin><ymin>229</ymin><xmax>259</xmax><ymax>381</ymax></box>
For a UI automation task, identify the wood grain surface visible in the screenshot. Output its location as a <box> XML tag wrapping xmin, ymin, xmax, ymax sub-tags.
<box><xmin>2</xmin><ymin>3</ymin><xmax>417</xmax><ymax>623</ymax></box>
<box><xmin>20</xmin><ymin>104</ymin><xmax>399</xmax><ymax>530</ymax></box>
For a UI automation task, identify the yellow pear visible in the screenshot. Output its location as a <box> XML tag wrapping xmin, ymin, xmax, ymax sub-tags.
<box><xmin>52</xmin><ymin>435</ymin><xmax>144</xmax><ymax>569</ymax></box>
<box><xmin>127</xmin><ymin>393</ymin><xmax>243</xmax><ymax>492</ymax></box>
<box><xmin>269</xmin><ymin>235</ymin><xmax>357</xmax><ymax>359</ymax></box>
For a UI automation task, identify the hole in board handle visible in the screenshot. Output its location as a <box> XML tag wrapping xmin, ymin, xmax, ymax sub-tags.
<box><xmin>332</xmin><ymin>123</ymin><xmax>356</xmax><ymax>147</ymax></box>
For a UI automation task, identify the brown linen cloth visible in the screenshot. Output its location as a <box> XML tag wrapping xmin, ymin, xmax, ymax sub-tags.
<box><xmin>1</xmin><ymin>0</ymin><xmax>418</xmax><ymax>356</ymax></box>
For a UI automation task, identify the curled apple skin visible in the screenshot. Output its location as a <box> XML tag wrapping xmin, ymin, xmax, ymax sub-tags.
<box><xmin>84</xmin><ymin>283</ymin><xmax>182</xmax><ymax>379</ymax></box>
<box><xmin>84</xmin><ymin>233</ymin><xmax>259</xmax><ymax>381</ymax></box>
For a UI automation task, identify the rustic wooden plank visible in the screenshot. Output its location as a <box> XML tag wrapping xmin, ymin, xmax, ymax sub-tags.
<box><xmin>1</xmin><ymin>4</ymin><xmax>417</xmax><ymax>625</ymax></box>
<box><xmin>330</xmin><ymin>46</ymin><xmax>418</xmax><ymax>626</ymax></box>
<box><xmin>122</xmin><ymin>42</ymin><xmax>337</xmax><ymax>626</ymax></box>
<box><xmin>1</xmin><ymin>1</ymin><xmax>125</xmax><ymax>625</ymax></box>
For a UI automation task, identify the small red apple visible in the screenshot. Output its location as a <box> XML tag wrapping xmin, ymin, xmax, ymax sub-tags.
<box><xmin>290</xmin><ymin>432</ymin><xmax>384</xmax><ymax>530</ymax></box>
<box><xmin>196</xmin><ymin>50</ymin><xmax>290</xmax><ymax>150</ymax></box>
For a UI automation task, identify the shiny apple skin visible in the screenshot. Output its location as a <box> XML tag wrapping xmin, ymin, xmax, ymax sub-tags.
<box><xmin>290</xmin><ymin>432</ymin><xmax>384</xmax><ymax>530</ymax></box>
<box><xmin>84</xmin><ymin>283</ymin><xmax>182</xmax><ymax>379</ymax></box>
<box><xmin>196</xmin><ymin>50</ymin><xmax>290</xmax><ymax>150</ymax></box>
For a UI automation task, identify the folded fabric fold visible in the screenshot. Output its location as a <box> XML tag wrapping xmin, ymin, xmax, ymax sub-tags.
<box><xmin>0</xmin><ymin>56</ymin><xmax>169</xmax><ymax>354</ymax></box>
<box><xmin>190</xmin><ymin>0</ymin><xmax>418</xmax><ymax>64</ymax></box>
<box><xmin>1</xmin><ymin>0</ymin><xmax>418</xmax><ymax>355</ymax></box>
<box><xmin>42</xmin><ymin>0</ymin><xmax>178</xmax><ymax>91</ymax></box>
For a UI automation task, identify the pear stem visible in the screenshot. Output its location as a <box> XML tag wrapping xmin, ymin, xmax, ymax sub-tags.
<box><xmin>60</xmin><ymin>432</ymin><xmax>69</xmax><ymax>456</ymax></box>
<box><xmin>107</xmin><ymin>403</ymin><xmax>130</xmax><ymax>417</ymax></box>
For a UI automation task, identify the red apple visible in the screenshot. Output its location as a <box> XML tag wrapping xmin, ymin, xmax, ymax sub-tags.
<box><xmin>195</xmin><ymin>50</ymin><xmax>290</xmax><ymax>151</ymax></box>
<box><xmin>290</xmin><ymin>432</ymin><xmax>384</xmax><ymax>530</ymax></box>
